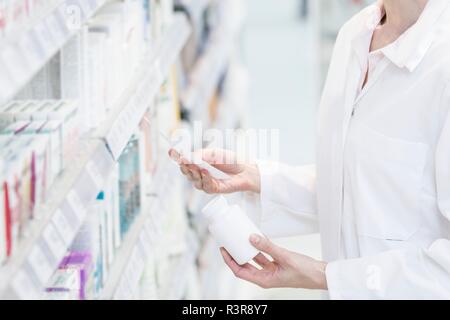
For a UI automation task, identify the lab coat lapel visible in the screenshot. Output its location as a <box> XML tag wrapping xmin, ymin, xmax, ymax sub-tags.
<box><xmin>354</xmin><ymin>58</ymin><xmax>390</xmax><ymax>106</ymax></box>
<box><xmin>337</xmin><ymin>54</ymin><xmax>363</xmax><ymax>251</ymax></box>
<box><xmin>341</xmin><ymin>55</ymin><xmax>363</xmax><ymax>149</ymax></box>
<box><xmin>320</xmin><ymin>51</ymin><xmax>362</xmax><ymax>261</ymax></box>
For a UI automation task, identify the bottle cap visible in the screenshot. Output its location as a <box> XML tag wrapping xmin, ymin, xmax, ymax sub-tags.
<box><xmin>202</xmin><ymin>195</ymin><xmax>229</xmax><ymax>221</ymax></box>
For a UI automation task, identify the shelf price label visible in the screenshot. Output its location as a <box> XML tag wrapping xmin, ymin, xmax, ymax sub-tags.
<box><xmin>28</xmin><ymin>245</ymin><xmax>54</xmax><ymax>285</ymax></box>
<box><xmin>51</xmin><ymin>209</ymin><xmax>76</xmax><ymax>245</ymax></box>
<box><xmin>154</xmin><ymin>59</ymin><xmax>164</xmax><ymax>87</ymax></box>
<box><xmin>123</xmin><ymin>105</ymin><xmax>134</xmax><ymax>127</ymax></box>
<box><xmin>18</xmin><ymin>33</ymin><xmax>43</xmax><ymax>70</ymax></box>
<box><xmin>106</xmin><ymin>105</ymin><xmax>137</xmax><ymax>160</ymax></box>
<box><xmin>1</xmin><ymin>46</ymin><xmax>28</xmax><ymax>85</ymax></box>
<box><xmin>42</xmin><ymin>223</ymin><xmax>67</xmax><ymax>261</ymax></box>
<box><xmin>114</xmin><ymin>278</ymin><xmax>133</xmax><ymax>300</ymax></box>
<box><xmin>130</xmin><ymin>248</ymin><xmax>145</xmax><ymax>280</ymax></box>
<box><xmin>11</xmin><ymin>270</ymin><xmax>41</xmax><ymax>300</ymax></box>
<box><xmin>124</xmin><ymin>262</ymin><xmax>135</xmax><ymax>286</ymax></box>
<box><xmin>34</xmin><ymin>20</ymin><xmax>57</xmax><ymax>54</ymax></box>
<box><xmin>66</xmin><ymin>190</ymin><xmax>87</xmax><ymax>222</ymax></box>
<box><xmin>86</xmin><ymin>161</ymin><xmax>103</xmax><ymax>189</ymax></box>
<box><xmin>122</xmin><ymin>248</ymin><xmax>144</xmax><ymax>293</ymax></box>
<box><xmin>46</xmin><ymin>13</ymin><xmax>67</xmax><ymax>46</ymax></box>
<box><xmin>83</xmin><ymin>0</ymin><xmax>98</xmax><ymax>14</ymax></box>
<box><xmin>139</xmin><ymin>230</ymin><xmax>152</xmax><ymax>257</ymax></box>
<box><xmin>0</xmin><ymin>62</ymin><xmax>14</xmax><ymax>102</ymax></box>
<box><xmin>144</xmin><ymin>217</ymin><xmax>157</xmax><ymax>243</ymax></box>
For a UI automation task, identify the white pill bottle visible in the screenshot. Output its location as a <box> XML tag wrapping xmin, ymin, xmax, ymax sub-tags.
<box><xmin>202</xmin><ymin>196</ymin><xmax>263</xmax><ymax>265</ymax></box>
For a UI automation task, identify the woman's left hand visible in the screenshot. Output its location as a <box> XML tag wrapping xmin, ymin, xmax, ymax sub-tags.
<box><xmin>220</xmin><ymin>234</ymin><xmax>328</xmax><ymax>290</ymax></box>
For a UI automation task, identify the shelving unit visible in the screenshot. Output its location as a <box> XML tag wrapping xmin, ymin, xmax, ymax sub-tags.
<box><xmin>0</xmin><ymin>0</ymin><xmax>107</xmax><ymax>106</ymax></box>
<box><xmin>95</xmin><ymin>14</ymin><xmax>191</xmax><ymax>160</ymax></box>
<box><xmin>0</xmin><ymin>140</ymin><xmax>113</xmax><ymax>299</ymax></box>
<box><xmin>101</xmin><ymin>157</ymin><xmax>173</xmax><ymax>300</ymax></box>
<box><xmin>1</xmin><ymin>0</ymin><xmax>247</xmax><ymax>301</ymax></box>
<box><xmin>180</xmin><ymin>1</ymin><xmax>245</xmax><ymax>124</ymax></box>
<box><xmin>100</xmin><ymin>195</ymin><xmax>157</xmax><ymax>300</ymax></box>
<box><xmin>165</xmin><ymin>241</ymin><xmax>198</xmax><ymax>300</ymax></box>
<box><xmin>182</xmin><ymin>22</ymin><xmax>237</xmax><ymax>114</ymax></box>
<box><xmin>181</xmin><ymin>29</ymin><xmax>231</xmax><ymax>114</ymax></box>
<box><xmin>0</xmin><ymin>11</ymin><xmax>192</xmax><ymax>300</ymax></box>
<box><xmin>181</xmin><ymin>0</ymin><xmax>212</xmax><ymax>20</ymax></box>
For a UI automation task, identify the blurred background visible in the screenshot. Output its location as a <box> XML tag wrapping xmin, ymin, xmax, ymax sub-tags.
<box><xmin>0</xmin><ymin>0</ymin><xmax>372</xmax><ymax>300</ymax></box>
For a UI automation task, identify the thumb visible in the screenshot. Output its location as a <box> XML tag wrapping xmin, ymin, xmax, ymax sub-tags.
<box><xmin>250</xmin><ymin>234</ymin><xmax>284</xmax><ymax>260</ymax></box>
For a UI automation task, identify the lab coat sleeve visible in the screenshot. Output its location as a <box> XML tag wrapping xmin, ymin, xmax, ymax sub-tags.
<box><xmin>326</xmin><ymin>84</ymin><xmax>450</xmax><ymax>299</ymax></box>
<box><xmin>246</xmin><ymin>161</ymin><xmax>318</xmax><ymax>238</ymax></box>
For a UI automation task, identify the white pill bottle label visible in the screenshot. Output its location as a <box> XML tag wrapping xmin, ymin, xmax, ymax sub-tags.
<box><xmin>202</xmin><ymin>196</ymin><xmax>263</xmax><ymax>265</ymax></box>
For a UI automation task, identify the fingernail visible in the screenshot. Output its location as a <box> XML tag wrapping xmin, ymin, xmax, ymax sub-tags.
<box><xmin>169</xmin><ymin>153</ymin><xmax>180</xmax><ymax>163</ymax></box>
<box><xmin>250</xmin><ymin>234</ymin><xmax>261</xmax><ymax>244</ymax></box>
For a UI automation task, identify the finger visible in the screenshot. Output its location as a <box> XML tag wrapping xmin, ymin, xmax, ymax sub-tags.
<box><xmin>179</xmin><ymin>157</ymin><xmax>191</xmax><ymax>166</ymax></box>
<box><xmin>180</xmin><ymin>165</ymin><xmax>190</xmax><ymax>176</ymax></box>
<box><xmin>182</xmin><ymin>166</ymin><xmax>195</xmax><ymax>181</ymax></box>
<box><xmin>220</xmin><ymin>248</ymin><xmax>241</xmax><ymax>274</ymax></box>
<box><xmin>220</xmin><ymin>248</ymin><xmax>258</xmax><ymax>271</ymax></box>
<box><xmin>183</xmin><ymin>163</ymin><xmax>202</xmax><ymax>179</ymax></box>
<box><xmin>201</xmin><ymin>171</ymin><xmax>217</xmax><ymax>194</ymax></box>
<box><xmin>169</xmin><ymin>149</ymin><xmax>181</xmax><ymax>162</ymax></box>
<box><xmin>188</xmin><ymin>166</ymin><xmax>202</xmax><ymax>181</ymax></box>
<box><xmin>194</xmin><ymin>179</ymin><xmax>203</xmax><ymax>190</ymax></box>
<box><xmin>220</xmin><ymin>249</ymin><xmax>269</xmax><ymax>286</ymax></box>
<box><xmin>253</xmin><ymin>253</ymin><xmax>273</xmax><ymax>268</ymax></box>
<box><xmin>250</xmin><ymin>234</ymin><xmax>284</xmax><ymax>261</ymax></box>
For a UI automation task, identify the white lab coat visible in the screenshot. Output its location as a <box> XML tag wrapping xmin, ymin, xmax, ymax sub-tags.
<box><xmin>249</xmin><ymin>0</ymin><xmax>450</xmax><ymax>299</ymax></box>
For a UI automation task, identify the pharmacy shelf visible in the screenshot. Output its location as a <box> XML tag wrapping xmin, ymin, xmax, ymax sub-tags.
<box><xmin>171</xmin><ymin>252</ymin><xmax>197</xmax><ymax>299</ymax></box>
<box><xmin>165</xmin><ymin>231</ymin><xmax>199</xmax><ymax>300</ymax></box>
<box><xmin>180</xmin><ymin>3</ymin><xmax>246</xmax><ymax>114</ymax></box>
<box><xmin>95</xmin><ymin>13</ymin><xmax>192</xmax><ymax>161</ymax></box>
<box><xmin>181</xmin><ymin>0</ymin><xmax>212</xmax><ymax>20</ymax></box>
<box><xmin>100</xmin><ymin>195</ymin><xmax>157</xmax><ymax>300</ymax></box>
<box><xmin>0</xmin><ymin>139</ymin><xmax>115</xmax><ymax>300</ymax></box>
<box><xmin>180</xmin><ymin>27</ymin><xmax>233</xmax><ymax>113</ymax></box>
<box><xmin>102</xmin><ymin>159</ymin><xmax>173</xmax><ymax>300</ymax></box>
<box><xmin>0</xmin><ymin>0</ymin><xmax>107</xmax><ymax>107</ymax></box>
<box><xmin>0</xmin><ymin>13</ymin><xmax>192</xmax><ymax>300</ymax></box>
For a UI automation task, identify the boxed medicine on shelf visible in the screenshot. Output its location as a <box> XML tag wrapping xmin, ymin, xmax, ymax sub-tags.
<box><xmin>0</xmin><ymin>0</ymin><xmax>246</xmax><ymax>301</ymax></box>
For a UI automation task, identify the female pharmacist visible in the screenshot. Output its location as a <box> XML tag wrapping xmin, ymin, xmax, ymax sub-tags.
<box><xmin>172</xmin><ymin>0</ymin><xmax>450</xmax><ymax>299</ymax></box>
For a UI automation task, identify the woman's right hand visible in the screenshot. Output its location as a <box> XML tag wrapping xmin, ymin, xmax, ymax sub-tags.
<box><xmin>169</xmin><ymin>148</ymin><xmax>261</xmax><ymax>194</ymax></box>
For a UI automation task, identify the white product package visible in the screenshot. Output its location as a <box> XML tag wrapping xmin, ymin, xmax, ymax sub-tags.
<box><xmin>202</xmin><ymin>196</ymin><xmax>263</xmax><ymax>265</ymax></box>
